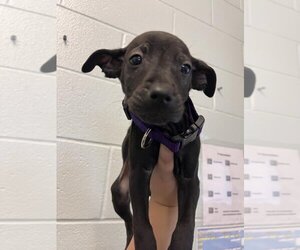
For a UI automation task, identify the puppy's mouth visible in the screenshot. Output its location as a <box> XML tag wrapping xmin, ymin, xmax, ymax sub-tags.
<box><xmin>127</xmin><ymin>94</ymin><xmax>184</xmax><ymax>126</ymax></box>
<box><xmin>132</xmin><ymin>109</ymin><xmax>183</xmax><ymax>126</ymax></box>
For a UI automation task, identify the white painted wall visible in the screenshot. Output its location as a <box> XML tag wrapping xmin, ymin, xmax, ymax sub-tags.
<box><xmin>57</xmin><ymin>1</ymin><xmax>243</xmax><ymax>249</ymax></box>
<box><xmin>2</xmin><ymin>0</ymin><xmax>300</xmax><ymax>248</ymax></box>
<box><xmin>0</xmin><ymin>1</ymin><xmax>56</xmax><ymax>250</ymax></box>
<box><xmin>0</xmin><ymin>0</ymin><xmax>244</xmax><ymax>249</ymax></box>
<box><xmin>244</xmin><ymin>0</ymin><xmax>300</xmax><ymax>149</ymax></box>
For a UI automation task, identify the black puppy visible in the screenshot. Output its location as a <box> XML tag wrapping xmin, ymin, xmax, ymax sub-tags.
<box><xmin>82</xmin><ymin>31</ymin><xmax>216</xmax><ymax>250</ymax></box>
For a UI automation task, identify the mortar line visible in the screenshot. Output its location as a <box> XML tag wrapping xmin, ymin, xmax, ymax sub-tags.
<box><xmin>158</xmin><ymin>0</ymin><xmax>243</xmax><ymax>42</ymax></box>
<box><xmin>158</xmin><ymin>0</ymin><xmax>212</xmax><ymax>27</ymax></box>
<box><xmin>0</xmin><ymin>65</ymin><xmax>55</xmax><ymax>77</ymax></box>
<box><xmin>57</xmin><ymin>219</ymin><xmax>123</xmax><ymax>225</ymax></box>
<box><xmin>57</xmin><ymin>66</ymin><xmax>120</xmax><ymax>86</ymax></box>
<box><xmin>0</xmin><ymin>3</ymin><xmax>56</xmax><ymax>19</ymax></box>
<box><xmin>245</xmin><ymin>64</ymin><xmax>300</xmax><ymax>79</ymax></box>
<box><xmin>223</xmin><ymin>0</ymin><xmax>242</xmax><ymax>10</ymax></box>
<box><xmin>247</xmin><ymin>109</ymin><xmax>300</xmax><ymax>120</ymax></box>
<box><xmin>0</xmin><ymin>219</ymin><xmax>56</xmax><ymax>224</ymax></box>
<box><xmin>195</xmin><ymin>106</ymin><xmax>243</xmax><ymax>120</ymax></box>
<box><xmin>270</xmin><ymin>0</ymin><xmax>299</xmax><ymax>12</ymax></box>
<box><xmin>247</xmin><ymin>25</ymin><xmax>300</xmax><ymax>44</ymax></box>
<box><xmin>100</xmin><ymin>147</ymin><xmax>114</xmax><ymax>219</ymax></box>
<box><xmin>121</xmin><ymin>33</ymin><xmax>127</xmax><ymax>47</ymax></box>
<box><xmin>0</xmin><ymin>136</ymin><xmax>56</xmax><ymax>145</ymax></box>
<box><xmin>172</xmin><ymin>10</ymin><xmax>176</xmax><ymax>34</ymax></box>
<box><xmin>57</xmin><ymin>4</ymin><xmax>136</xmax><ymax>36</ymax></box>
<box><xmin>211</xmin><ymin>0</ymin><xmax>215</xmax><ymax>26</ymax></box>
<box><xmin>57</xmin><ymin>136</ymin><xmax>122</xmax><ymax>148</ymax></box>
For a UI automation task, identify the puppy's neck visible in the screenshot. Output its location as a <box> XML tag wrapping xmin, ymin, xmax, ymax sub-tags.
<box><xmin>160</xmin><ymin>103</ymin><xmax>193</xmax><ymax>137</ymax></box>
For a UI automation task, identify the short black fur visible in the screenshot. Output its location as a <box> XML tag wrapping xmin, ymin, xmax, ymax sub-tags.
<box><xmin>82</xmin><ymin>31</ymin><xmax>216</xmax><ymax>250</ymax></box>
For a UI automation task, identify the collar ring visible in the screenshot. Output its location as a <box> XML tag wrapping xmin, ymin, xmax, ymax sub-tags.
<box><xmin>141</xmin><ymin>128</ymin><xmax>152</xmax><ymax>149</ymax></box>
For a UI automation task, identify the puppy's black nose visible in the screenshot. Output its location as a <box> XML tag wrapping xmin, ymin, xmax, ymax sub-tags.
<box><xmin>149</xmin><ymin>87</ymin><xmax>173</xmax><ymax>104</ymax></box>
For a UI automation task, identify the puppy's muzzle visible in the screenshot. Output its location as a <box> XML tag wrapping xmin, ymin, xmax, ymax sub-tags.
<box><xmin>147</xmin><ymin>85</ymin><xmax>174</xmax><ymax>106</ymax></box>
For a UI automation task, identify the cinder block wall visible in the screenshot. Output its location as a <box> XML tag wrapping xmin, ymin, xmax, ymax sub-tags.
<box><xmin>57</xmin><ymin>1</ymin><xmax>243</xmax><ymax>249</ymax></box>
<box><xmin>0</xmin><ymin>1</ymin><xmax>57</xmax><ymax>250</ymax></box>
<box><xmin>244</xmin><ymin>0</ymin><xmax>300</xmax><ymax>149</ymax></box>
<box><xmin>0</xmin><ymin>0</ymin><xmax>244</xmax><ymax>249</ymax></box>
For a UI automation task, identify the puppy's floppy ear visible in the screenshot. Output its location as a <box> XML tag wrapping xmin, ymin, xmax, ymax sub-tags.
<box><xmin>191</xmin><ymin>57</ymin><xmax>217</xmax><ymax>97</ymax></box>
<box><xmin>82</xmin><ymin>48</ymin><xmax>126</xmax><ymax>78</ymax></box>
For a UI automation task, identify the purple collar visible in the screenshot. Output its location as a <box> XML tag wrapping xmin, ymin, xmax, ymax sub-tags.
<box><xmin>122</xmin><ymin>97</ymin><xmax>205</xmax><ymax>153</ymax></box>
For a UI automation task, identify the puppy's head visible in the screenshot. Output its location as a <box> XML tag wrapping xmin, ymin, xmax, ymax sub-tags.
<box><xmin>82</xmin><ymin>31</ymin><xmax>216</xmax><ymax>125</ymax></box>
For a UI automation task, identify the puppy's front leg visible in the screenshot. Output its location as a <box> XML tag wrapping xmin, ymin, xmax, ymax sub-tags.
<box><xmin>130</xmin><ymin>167</ymin><xmax>156</xmax><ymax>250</ymax></box>
<box><xmin>129</xmin><ymin>124</ymin><xmax>159</xmax><ymax>250</ymax></box>
<box><xmin>168</xmin><ymin>138</ymin><xmax>201</xmax><ymax>250</ymax></box>
<box><xmin>168</xmin><ymin>176</ymin><xmax>199</xmax><ymax>250</ymax></box>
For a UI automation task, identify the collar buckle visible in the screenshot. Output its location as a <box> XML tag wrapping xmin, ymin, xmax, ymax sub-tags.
<box><xmin>172</xmin><ymin>115</ymin><xmax>205</xmax><ymax>149</ymax></box>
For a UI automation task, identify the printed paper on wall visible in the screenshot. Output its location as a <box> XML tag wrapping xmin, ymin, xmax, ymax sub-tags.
<box><xmin>202</xmin><ymin>144</ymin><xmax>244</xmax><ymax>225</ymax></box>
<box><xmin>244</xmin><ymin>145</ymin><xmax>300</xmax><ymax>225</ymax></box>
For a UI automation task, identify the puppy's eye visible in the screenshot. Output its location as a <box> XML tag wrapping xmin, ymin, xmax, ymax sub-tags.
<box><xmin>181</xmin><ymin>64</ymin><xmax>191</xmax><ymax>74</ymax></box>
<box><xmin>129</xmin><ymin>54</ymin><xmax>143</xmax><ymax>65</ymax></box>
